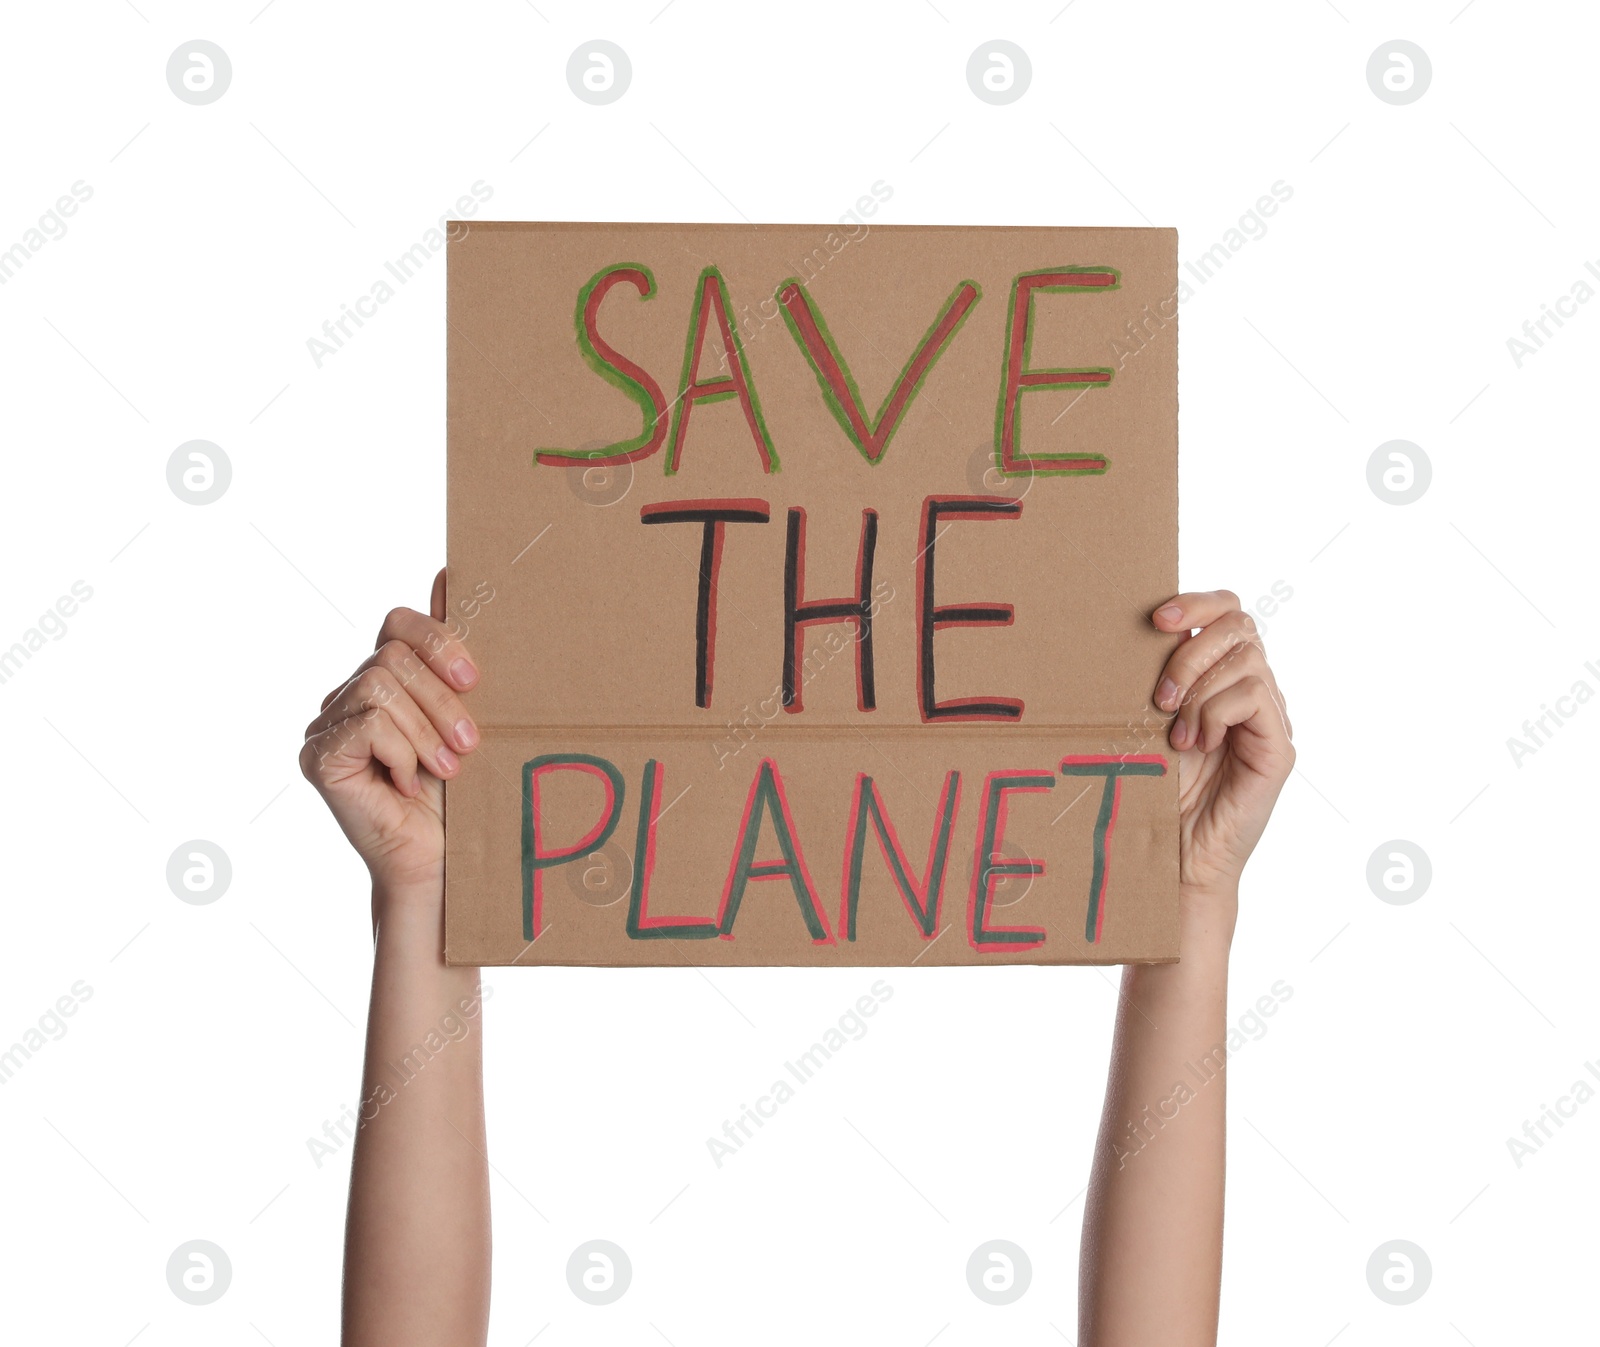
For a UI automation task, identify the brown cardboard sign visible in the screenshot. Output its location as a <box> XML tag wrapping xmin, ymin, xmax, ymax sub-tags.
<box><xmin>445</xmin><ymin>222</ymin><xmax>1178</xmax><ymax>967</ymax></box>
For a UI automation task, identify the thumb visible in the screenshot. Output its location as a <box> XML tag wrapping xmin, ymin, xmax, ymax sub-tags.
<box><xmin>430</xmin><ymin>567</ymin><xmax>447</xmax><ymax>622</ymax></box>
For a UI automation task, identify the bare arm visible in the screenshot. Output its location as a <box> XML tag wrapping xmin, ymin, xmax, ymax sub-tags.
<box><xmin>1079</xmin><ymin>589</ymin><xmax>1294</xmax><ymax>1346</ymax></box>
<box><xmin>301</xmin><ymin>570</ymin><xmax>491</xmax><ymax>1346</ymax></box>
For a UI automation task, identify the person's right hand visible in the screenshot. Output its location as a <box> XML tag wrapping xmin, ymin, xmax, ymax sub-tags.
<box><xmin>300</xmin><ymin>569</ymin><xmax>480</xmax><ymax>902</ymax></box>
<box><xmin>1151</xmin><ymin>588</ymin><xmax>1293</xmax><ymax>911</ymax></box>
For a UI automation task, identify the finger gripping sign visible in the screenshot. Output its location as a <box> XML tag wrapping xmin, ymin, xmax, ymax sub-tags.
<box><xmin>446</xmin><ymin>223</ymin><xmax>1179</xmax><ymax>966</ymax></box>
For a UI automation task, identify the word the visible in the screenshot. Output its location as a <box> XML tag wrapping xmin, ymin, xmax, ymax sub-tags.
<box><xmin>0</xmin><ymin>180</ymin><xmax>93</xmax><ymax>286</ymax></box>
<box><xmin>1506</xmin><ymin>1058</ymin><xmax>1600</xmax><ymax>1168</ymax></box>
<box><xmin>307</xmin><ymin>180</ymin><xmax>494</xmax><ymax>368</ymax></box>
<box><xmin>0</xmin><ymin>981</ymin><xmax>94</xmax><ymax>1085</ymax></box>
<box><xmin>1506</xmin><ymin>260</ymin><xmax>1600</xmax><ymax>368</ymax></box>
<box><xmin>0</xmin><ymin>580</ymin><xmax>94</xmax><ymax>686</ymax></box>
<box><xmin>641</xmin><ymin>497</ymin><xmax>1019</xmax><ymax>720</ymax></box>
<box><xmin>1506</xmin><ymin>661</ymin><xmax>1599</xmax><ymax>766</ymax></box>
<box><xmin>706</xmin><ymin>981</ymin><xmax>893</xmax><ymax>1168</ymax></box>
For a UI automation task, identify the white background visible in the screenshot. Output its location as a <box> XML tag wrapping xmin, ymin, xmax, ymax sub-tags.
<box><xmin>1</xmin><ymin>1</ymin><xmax>1595</xmax><ymax>1342</ymax></box>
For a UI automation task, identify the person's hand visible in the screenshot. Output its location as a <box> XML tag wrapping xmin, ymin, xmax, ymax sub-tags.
<box><xmin>1151</xmin><ymin>589</ymin><xmax>1294</xmax><ymax>912</ymax></box>
<box><xmin>300</xmin><ymin>569</ymin><xmax>480</xmax><ymax>904</ymax></box>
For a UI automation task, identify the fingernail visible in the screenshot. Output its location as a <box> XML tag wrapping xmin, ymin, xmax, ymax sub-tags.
<box><xmin>1157</xmin><ymin>678</ymin><xmax>1179</xmax><ymax>710</ymax></box>
<box><xmin>449</xmin><ymin>658</ymin><xmax>478</xmax><ymax>688</ymax></box>
<box><xmin>1171</xmin><ymin>718</ymin><xmax>1189</xmax><ymax>748</ymax></box>
<box><xmin>436</xmin><ymin>745</ymin><xmax>459</xmax><ymax>774</ymax></box>
<box><xmin>455</xmin><ymin>718</ymin><xmax>478</xmax><ymax>750</ymax></box>
<box><xmin>1156</xmin><ymin>604</ymin><xmax>1184</xmax><ymax>626</ymax></box>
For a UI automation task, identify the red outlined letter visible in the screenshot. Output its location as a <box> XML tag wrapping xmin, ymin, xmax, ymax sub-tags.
<box><xmin>783</xmin><ymin>507</ymin><xmax>878</xmax><ymax>713</ymax></box>
<box><xmin>916</xmin><ymin>495</ymin><xmax>1024</xmax><ymax>723</ymax></box>
<box><xmin>535</xmin><ymin>264</ymin><xmax>668</xmax><ymax>467</ymax></box>
<box><xmin>716</xmin><ymin>758</ymin><xmax>833</xmax><ymax>943</ymax></box>
<box><xmin>995</xmin><ymin>267</ymin><xmax>1120</xmax><ymax>477</ymax></box>
<box><xmin>521</xmin><ymin>754</ymin><xmax>627</xmax><ymax>941</ymax></box>
<box><xmin>667</xmin><ymin>266</ymin><xmax>777</xmax><ymax>474</ymax></box>
<box><xmin>625</xmin><ymin>759</ymin><xmax>720</xmax><ymax>940</ymax></box>
<box><xmin>966</xmin><ymin>770</ymin><xmax>1055</xmax><ymax>952</ymax></box>
<box><xmin>1059</xmin><ymin>755</ymin><xmax>1168</xmax><ymax>943</ymax></box>
<box><xmin>641</xmin><ymin>499</ymin><xmax>771</xmax><ymax>708</ymax></box>
<box><xmin>839</xmin><ymin>772</ymin><xmax>961</xmax><ymax>940</ymax></box>
<box><xmin>777</xmin><ymin>278</ymin><xmax>980</xmax><ymax>464</ymax></box>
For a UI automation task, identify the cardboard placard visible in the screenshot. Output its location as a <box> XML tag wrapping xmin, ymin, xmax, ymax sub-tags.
<box><xmin>446</xmin><ymin>222</ymin><xmax>1178</xmax><ymax>966</ymax></box>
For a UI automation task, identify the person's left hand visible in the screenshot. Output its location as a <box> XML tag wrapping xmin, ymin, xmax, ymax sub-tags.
<box><xmin>1151</xmin><ymin>589</ymin><xmax>1294</xmax><ymax>906</ymax></box>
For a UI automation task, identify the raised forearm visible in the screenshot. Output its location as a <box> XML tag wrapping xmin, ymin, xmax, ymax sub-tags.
<box><xmin>1079</xmin><ymin>894</ymin><xmax>1235</xmax><ymax>1347</ymax></box>
<box><xmin>343</xmin><ymin>888</ymin><xmax>490</xmax><ymax>1347</ymax></box>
